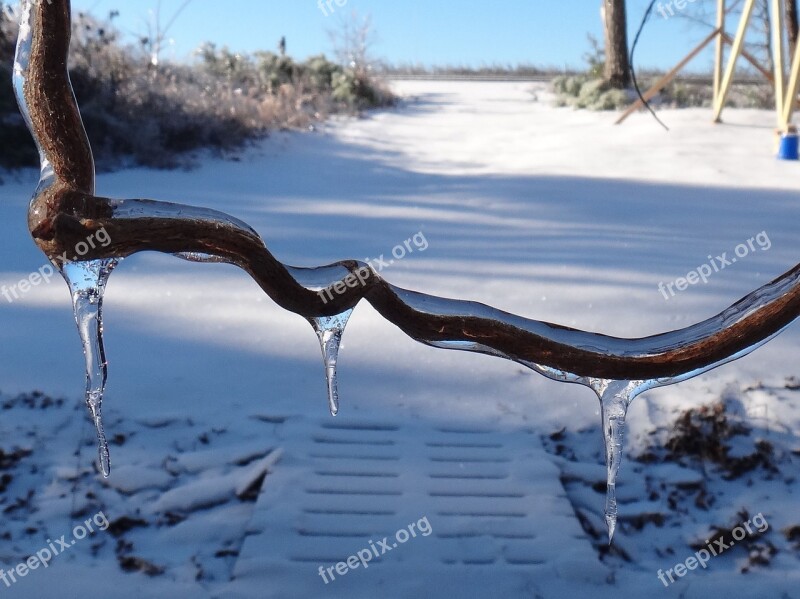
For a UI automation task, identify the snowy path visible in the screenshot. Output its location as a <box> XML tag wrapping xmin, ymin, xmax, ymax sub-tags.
<box><xmin>0</xmin><ymin>81</ymin><xmax>798</xmax><ymax>597</ymax></box>
<box><xmin>227</xmin><ymin>416</ymin><xmax>604</xmax><ymax>598</ymax></box>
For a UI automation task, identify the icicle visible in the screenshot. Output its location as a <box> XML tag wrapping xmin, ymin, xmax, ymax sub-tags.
<box><xmin>60</xmin><ymin>259</ymin><xmax>119</xmax><ymax>477</ymax></box>
<box><xmin>590</xmin><ymin>380</ymin><xmax>643</xmax><ymax>543</ymax></box>
<box><xmin>309</xmin><ymin>309</ymin><xmax>353</xmax><ymax>416</ymax></box>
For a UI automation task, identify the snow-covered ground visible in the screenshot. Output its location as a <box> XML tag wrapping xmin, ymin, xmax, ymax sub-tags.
<box><xmin>0</xmin><ymin>81</ymin><xmax>798</xmax><ymax>597</ymax></box>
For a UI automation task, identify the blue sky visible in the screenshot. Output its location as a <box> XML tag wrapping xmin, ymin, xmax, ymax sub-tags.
<box><xmin>71</xmin><ymin>0</ymin><xmax>720</xmax><ymax>71</ymax></box>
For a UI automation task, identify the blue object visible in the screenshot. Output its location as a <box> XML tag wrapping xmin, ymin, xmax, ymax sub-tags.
<box><xmin>778</xmin><ymin>132</ymin><xmax>799</xmax><ymax>160</ymax></box>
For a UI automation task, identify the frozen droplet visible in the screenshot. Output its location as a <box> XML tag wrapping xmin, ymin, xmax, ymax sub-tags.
<box><xmin>309</xmin><ymin>309</ymin><xmax>353</xmax><ymax>416</ymax></box>
<box><xmin>61</xmin><ymin>258</ymin><xmax>118</xmax><ymax>477</ymax></box>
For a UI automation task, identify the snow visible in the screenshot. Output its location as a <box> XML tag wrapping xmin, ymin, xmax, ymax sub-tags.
<box><xmin>0</xmin><ymin>80</ymin><xmax>798</xmax><ymax>597</ymax></box>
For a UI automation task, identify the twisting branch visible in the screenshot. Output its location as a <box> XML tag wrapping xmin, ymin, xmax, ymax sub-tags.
<box><xmin>14</xmin><ymin>0</ymin><xmax>800</xmax><ymax>383</ymax></box>
<box><xmin>14</xmin><ymin>0</ymin><xmax>799</xmax><ymax>542</ymax></box>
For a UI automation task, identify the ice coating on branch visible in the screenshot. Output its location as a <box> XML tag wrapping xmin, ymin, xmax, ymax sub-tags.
<box><xmin>309</xmin><ymin>309</ymin><xmax>353</xmax><ymax>416</ymax></box>
<box><xmin>174</xmin><ymin>252</ymin><xmax>231</xmax><ymax>263</ymax></box>
<box><xmin>12</xmin><ymin>1</ymin><xmax>35</xmax><ymax>145</ymax></box>
<box><xmin>12</xmin><ymin>1</ymin><xmax>56</xmax><ymax>196</ymax></box>
<box><xmin>61</xmin><ymin>259</ymin><xmax>118</xmax><ymax>477</ymax></box>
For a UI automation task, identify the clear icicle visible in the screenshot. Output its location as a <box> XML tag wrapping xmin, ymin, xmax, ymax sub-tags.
<box><xmin>61</xmin><ymin>259</ymin><xmax>119</xmax><ymax>477</ymax></box>
<box><xmin>590</xmin><ymin>380</ymin><xmax>642</xmax><ymax>543</ymax></box>
<box><xmin>309</xmin><ymin>309</ymin><xmax>353</xmax><ymax>416</ymax></box>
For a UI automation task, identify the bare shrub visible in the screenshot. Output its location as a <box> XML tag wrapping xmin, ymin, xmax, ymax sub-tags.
<box><xmin>0</xmin><ymin>7</ymin><xmax>394</xmax><ymax>171</ymax></box>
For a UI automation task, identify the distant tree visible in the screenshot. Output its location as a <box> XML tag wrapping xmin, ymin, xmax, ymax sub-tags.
<box><xmin>328</xmin><ymin>12</ymin><xmax>376</xmax><ymax>76</ymax></box>
<box><xmin>583</xmin><ymin>33</ymin><xmax>606</xmax><ymax>79</ymax></box>
<box><xmin>602</xmin><ymin>0</ymin><xmax>631</xmax><ymax>88</ymax></box>
<box><xmin>787</xmin><ymin>0</ymin><xmax>799</xmax><ymax>57</ymax></box>
<box><xmin>141</xmin><ymin>0</ymin><xmax>195</xmax><ymax>69</ymax></box>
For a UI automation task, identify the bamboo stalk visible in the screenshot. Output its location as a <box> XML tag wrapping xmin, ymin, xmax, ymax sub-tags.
<box><xmin>713</xmin><ymin>0</ymin><xmax>758</xmax><ymax>122</ymax></box>
<box><xmin>715</xmin><ymin>0</ymin><xmax>726</xmax><ymax>101</ymax></box>
<box><xmin>781</xmin><ymin>31</ymin><xmax>800</xmax><ymax>125</ymax></box>
<box><xmin>773</xmin><ymin>0</ymin><xmax>786</xmax><ymax>121</ymax></box>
